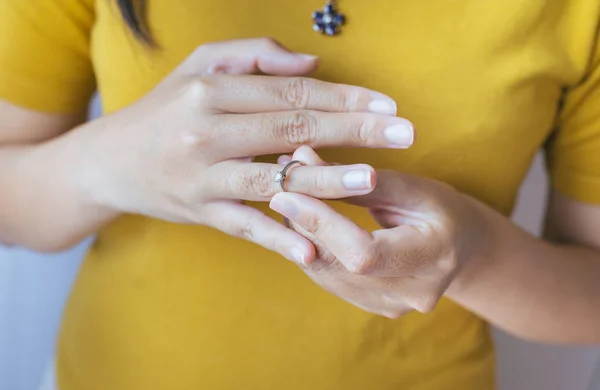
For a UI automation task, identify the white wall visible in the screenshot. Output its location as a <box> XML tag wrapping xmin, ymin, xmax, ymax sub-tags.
<box><xmin>0</xmin><ymin>242</ymin><xmax>90</xmax><ymax>390</ymax></box>
<box><xmin>495</xmin><ymin>153</ymin><xmax>600</xmax><ymax>390</ymax></box>
<box><xmin>0</xmin><ymin>98</ymin><xmax>598</xmax><ymax>389</ymax></box>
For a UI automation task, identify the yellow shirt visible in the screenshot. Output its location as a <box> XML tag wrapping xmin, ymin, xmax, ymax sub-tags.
<box><xmin>2</xmin><ymin>1</ymin><xmax>600</xmax><ymax>389</ymax></box>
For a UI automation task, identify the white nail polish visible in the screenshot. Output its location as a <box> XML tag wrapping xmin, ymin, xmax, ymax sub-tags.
<box><xmin>289</xmin><ymin>247</ymin><xmax>306</xmax><ymax>265</ymax></box>
<box><xmin>342</xmin><ymin>169</ymin><xmax>372</xmax><ymax>191</ymax></box>
<box><xmin>297</xmin><ymin>53</ymin><xmax>319</xmax><ymax>60</ymax></box>
<box><xmin>384</xmin><ymin>123</ymin><xmax>414</xmax><ymax>147</ymax></box>
<box><xmin>368</xmin><ymin>100</ymin><xmax>397</xmax><ymax>115</ymax></box>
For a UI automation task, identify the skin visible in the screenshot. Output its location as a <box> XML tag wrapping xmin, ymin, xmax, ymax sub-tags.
<box><xmin>2</xmin><ymin>37</ymin><xmax>597</xmax><ymax>345</ymax></box>
<box><xmin>271</xmin><ymin>146</ymin><xmax>600</xmax><ymax>345</ymax></box>
<box><xmin>0</xmin><ymin>38</ymin><xmax>412</xmax><ymax>264</ymax></box>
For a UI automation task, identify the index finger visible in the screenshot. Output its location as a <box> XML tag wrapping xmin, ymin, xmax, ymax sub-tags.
<box><xmin>269</xmin><ymin>192</ymin><xmax>375</xmax><ymax>272</ymax></box>
<box><xmin>203</xmin><ymin>75</ymin><xmax>398</xmax><ymax>115</ymax></box>
<box><xmin>270</xmin><ymin>192</ymin><xmax>428</xmax><ymax>277</ymax></box>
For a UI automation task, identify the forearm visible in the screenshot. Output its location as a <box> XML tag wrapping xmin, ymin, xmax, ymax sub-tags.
<box><xmin>0</xmin><ymin>122</ymin><xmax>120</xmax><ymax>252</ymax></box>
<box><xmin>447</xmin><ymin>200</ymin><xmax>600</xmax><ymax>344</ymax></box>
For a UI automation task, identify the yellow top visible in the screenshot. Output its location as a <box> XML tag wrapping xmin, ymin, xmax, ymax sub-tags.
<box><xmin>2</xmin><ymin>1</ymin><xmax>600</xmax><ymax>389</ymax></box>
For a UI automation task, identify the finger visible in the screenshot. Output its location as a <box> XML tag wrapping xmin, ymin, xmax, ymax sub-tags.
<box><xmin>277</xmin><ymin>154</ymin><xmax>293</xmax><ymax>165</ymax></box>
<box><xmin>204</xmin><ymin>201</ymin><xmax>315</xmax><ymax>264</ymax></box>
<box><xmin>291</xmin><ymin>146</ymin><xmax>344</xmax><ymax>167</ymax></box>
<box><xmin>180</xmin><ymin>37</ymin><xmax>319</xmax><ymax>77</ymax></box>
<box><xmin>343</xmin><ymin>170</ymin><xmax>446</xmax><ymax>217</ymax></box>
<box><xmin>203</xmin><ymin>160</ymin><xmax>377</xmax><ymax>201</ymax></box>
<box><xmin>344</xmin><ymin>170</ymin><xmax>412</xmax><ymax>208</ymax></box>
<box><xmin>269</xmin><ymin>192</ymin><xmax>377</xmax><ymax>274</ymax></box>
<box><xmin>211</xmin><ymin>111</ymin><xmax>414</xmax><ymax>159</ymax></box>
<box><xmin>291</xmin><ymin>145</ymin><xmax>329</xmax><ymax>166</ymax></box>
<box><xmin>277</xmin><ymin>146</ymin><xmax>328</xmax><ymax>174</ymax></box>
<box><xmin>270</xmin><ymin>192</ymin><xmax>433</xmax><ymax>277</ymax></box>
<box><xmin>203</xmin><ymin>75</ymin><xmax>398</xmax><ymax>115</ymax></box>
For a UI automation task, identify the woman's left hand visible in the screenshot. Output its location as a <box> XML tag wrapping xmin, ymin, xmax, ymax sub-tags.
<box><xmin>270</xmin><ymin>147</ymin><xmax>489</xmax><ymax>318</ymax></box>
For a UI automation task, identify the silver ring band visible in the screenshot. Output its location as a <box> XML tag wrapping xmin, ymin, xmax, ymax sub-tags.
<box><xmin>275</xmin><ymin>160</ymin><xmax>306</xmax><ymax>229</ymax></box>
<box><xmin>274</xmin><ymin>160</ymin><xmax>306</xmax><ymax>192</ymax></box>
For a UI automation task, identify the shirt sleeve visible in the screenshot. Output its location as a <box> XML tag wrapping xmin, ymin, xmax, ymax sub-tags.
<box><xmin>546</xmin><ymin>34</ymin><xmax>600</xmax><ymax>205</ymax></box>
<box><xmin>0</xmin><ymin>0</ymin><xmax>96</xmax><ymax>114</ymax></box>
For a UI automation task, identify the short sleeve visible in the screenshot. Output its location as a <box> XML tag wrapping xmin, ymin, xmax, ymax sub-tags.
<box><xmin>546</xmin><ymin>34</ymin><xmax>600</xmax><ymax>205</ymax></box>
<box><xmin>0</xmin><ymin>0</ymin><xmax>96</xmax><ymax>114</ymax></box>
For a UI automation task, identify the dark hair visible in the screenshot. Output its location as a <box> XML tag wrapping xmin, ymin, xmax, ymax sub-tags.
<box><xmin>116</xmin><ymin>0</ymin><xmax>153</xmax><ymax>44</ymax></box>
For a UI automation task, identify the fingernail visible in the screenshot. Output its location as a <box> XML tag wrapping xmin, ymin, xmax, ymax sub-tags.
<box><xmin>384</xmin><ymin>123</ymin><xmax>414</xmax><ymax>147</ymax></box>
<box><xmin>297</xmin><ymin>53</ymin><xmax>319</xmax><ymax>61</ymax></box>
<box><xmin>342</xmin><ymin>169</ymin><xmax>373</xmax><ymax>191</ymax></box>
<box><xmin>289</xmin><ymin>247</ymin><xmax>307</xmax><ymax>265</ymax></box>
<box><xmin>368</xmin><ymin>99</ymin><xmax>397</xmax><ymax>115</ymax></box>
<box><xmin>263</xmin><ymin>53</ymin><xmax>307</xmax><ymax>64</ymax></box>
<box><xmin>278</xmin><ymin>155</ymin><xmax>292</xmax><ymax>165</ymax></box>
<box><xmin>270</xmin><ymin>193</ymin><xmax>298</xmax><ymax>220</ymax></box>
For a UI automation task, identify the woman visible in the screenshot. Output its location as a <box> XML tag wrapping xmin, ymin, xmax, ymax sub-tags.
<box><xmin>1</xmin><ymin>0</ymin><xmax>599</xmax><ymax>389</ymax></box>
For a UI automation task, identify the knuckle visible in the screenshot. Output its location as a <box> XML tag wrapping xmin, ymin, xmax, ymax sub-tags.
<box><xmin>381</xmin><ymin>296</ymin><xmax>402</xmax><ymax>319</ymax></box>
<box><xmin>353</xmin><ymin>114</ymin><xmax>377</xmax><ymax>145</ymax></box>
<box><xmin>236</xmin><ymin>166</ymin><xmax>273</xmax><ymax>198</ymax></box>
<box><xmin>340</xmin><ymin>87</ymin><xmax>360</xmax><ymax>112</ymax></box>
<box><xmin>282</xmin><ymin>78</ymin><xmax>312</xmax><ymax>109</ymax></box>
<box><xmin>414</xmin><ymin>291</ymin><xmax>442</xmax><ymax>313</ymax></box>
<box><xmin>253</xmin><ymin>167</ymin><xmax>275</xmax><ymax>197</ymax></box>
<box><xmin>180</xmin><ymin>127</ymin><xmax>214</xmax><ymax>151</ymax></box>
<box><xmin>348</xmin><ymin>244</ymin><xmax>378</xmax><ymax>275</ymax></box>
<box><xmin>258</xmin><ymin>37</ymin><xmax>280</xmax><ymax>50</ymax></box>
<box><xmin>383</xmin><ymin>310</ymin><xmax>404</xmax><ymax>320</ymax></box>
<box><xmin>312</xmin><ymin>168</ymin><xmax>328</xmax><ymax>191</ymax></box>
<box><xmin>183</xmin><ymin>77</ymin><xmax>215</xmax><ymax>104</ymax></box>
<box><xmin>232</xmin><ymin>220</ymin><xmax>255</xmax><ymax>241</ymax></box>
<box><xmin>437</xmin><ymin>252</ymin><xmax>458</xmax><ymax>273</ymax></box>
<box><xmin>301</xmin><ymin>213</ymin><xmax>323</xmax><ymax>236</ymax></box>
<box><xmin>279</xmin><ymin>112</ymin><xmax>315</xmax><ymax>146</ymax></box>
<box><xmin>178</xmin><ymin>115</ymin><xmax>219</xmax><ymax>152</ymax></box>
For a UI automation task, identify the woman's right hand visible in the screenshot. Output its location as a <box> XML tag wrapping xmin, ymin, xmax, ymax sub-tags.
<box><xmin>80</xmin><ymin>38</ymin><xmax>415</xmax><ymax>263</ymax></box>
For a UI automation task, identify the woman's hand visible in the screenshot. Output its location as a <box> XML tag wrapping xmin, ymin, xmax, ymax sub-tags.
<box><xmin>77</xmin><ymin>38</ymin><xmax>414</xmax><ymax>262</ymax></box>
<box><xmin>270</xmin><ymin>147</ymin><xmax>486</xmax><ymax>317</ymax></box>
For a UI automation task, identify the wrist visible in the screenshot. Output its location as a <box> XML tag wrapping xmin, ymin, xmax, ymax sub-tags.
<box><xmin>8</xmin><ymin>125</ymin><xmax>122</xmax><ymax>251</ymax></box>
<box><xmin>447</xmin><ymin>194</ymin><xmax>502</xmax><ymax>298</ymax></box>
<box><xmin>57</xmin><ymin>119</ymin><xmax>124</xmax><ymax>219</ymax></box>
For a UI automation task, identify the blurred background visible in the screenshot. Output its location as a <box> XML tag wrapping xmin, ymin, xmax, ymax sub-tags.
<box><xmin>0</xmin><ymin>97</ymin><xmax>599</xmax><ymax>390</ymax></box>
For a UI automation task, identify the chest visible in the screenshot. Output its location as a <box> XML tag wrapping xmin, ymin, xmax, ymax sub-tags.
<box><xmin>90</xmin><ymin>0</ymin><xmax>593</xmax><ymax>210</ymax></box>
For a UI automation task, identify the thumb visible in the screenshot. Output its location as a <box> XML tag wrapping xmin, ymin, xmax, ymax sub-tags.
<box><xmin>291</xmin><ymin>145</ymin><xmax>329</xmax><ymax>166</ymax></box>
<box><xmin>344</xmin><ymin>170</ymin><xmax>414</xmax><ymax>208</ymax></box>
<box><xmin>180</xmin><ymin>38</ymin><xmax>319</xmax><ymax>77</ymax></box>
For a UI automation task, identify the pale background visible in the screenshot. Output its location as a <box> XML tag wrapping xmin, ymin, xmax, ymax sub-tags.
<box><xmin>0</xmin><ymin>98</ymin><xmax>599</xmax><ymax>390</ymax></box>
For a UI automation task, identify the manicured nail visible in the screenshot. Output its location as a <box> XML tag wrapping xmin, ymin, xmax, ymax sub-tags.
<box><xmin>264</xmin><ymin>53</ymin><xmax>310</xmax><ymax>64</ymax></box>
<box><xmin>278</xmin><ymin>155</ymin><xmax>292</xmax><ymax>165</ymax></box>
<box><xmin>297</xmin><ymin>53</ymin><xmax>319</xmax><ymax>60</ymax></box>
<box><xmin>368</xmin><ymin>99</ymin><xmax>397</xmax><ymax>115</ymax></box>
<box><xmin>384</xmin><ymin>123</ymin><xmax>414</xmax><ymax>147</ymax></box>
<box><xmin>342</xmin><ymin>169</ymin><xmax>373</xmax><ymax>191</ymax></box>
<box><xmin>270</xmin><ymin>193</ymin><xmax>298</xmax><ymax>220</ymax></box>
<box><xmin>289</xmin><ymin>247</ymin><xmax>307</xmax><ymax>265</ymax></box>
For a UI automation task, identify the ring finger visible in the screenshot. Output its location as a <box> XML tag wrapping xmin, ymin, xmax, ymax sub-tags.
<box><xmin>202</xmin><ymin>159</ymin><xmax>377</xmax><ymax>201</ymax></box>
